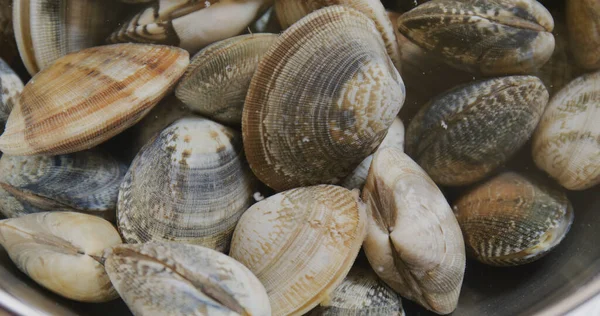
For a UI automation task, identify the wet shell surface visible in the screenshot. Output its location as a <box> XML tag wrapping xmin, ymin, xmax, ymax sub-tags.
<box><xmin>118</xmin><ymin>117</ymin><xmax>256</xmax><ymax>252</ymax></box>
<box><xmin>406</xmin><ymin>76</ymin><xmax>548</xmax><ymax>186</ymax></box>
<box><xmin>362</xmin><ymin>148</ymin><xmax>465</xmax><ymax>314</ymax></box>
<box><xmin>0</xmin><ymin>59</ymin><xmax>23</xmax><ymax>122</ymax></box>
<box><xmin>0</xmin><ymin>212</ymin><xmax>122</xmax><ymax>302</ymax></box>
<box><xmin>396</xmin><ymin>0</ymin><xmax>555</xmax><ymax>75</ymax></box>
<box><xmin>532</xmin><ymin>71</ymin><xmax>600</xmax><ymax>190</ymax></box>
<box><xmin>0</xmin><ymin>150</ymin><xmax>126</xmax><ymax>221</ymax></box>
<box><xmin>229</xmin><ymin>185</ymin><xmax>367</xmax><ymax>316</ymax></box>
<box><xmin>453</xmin><ymin>172</ymin><xmax>574</xmax><ymax>266</ymax></box>
<box><xmin>0</xmin><ymin>44</ymin><xmax>189</xmax><ymax>156</ymax></box>
<box><xmin>567</xmin><ymin>0</ymin><xmax>600</xmax><ymax>70</ymax></box>
<box><xmin>242</xmin><ymin>6</ymin><xmax>405</xmax><ymax>191</ymax></box>
<box><xmin>274</xmin><ymin>0</ymin><xmax>401</xmax><ymax>68</ymax></box>
<box><xmin>104</xmin><ymin>242</ymin><xmax>270</xmax><ymax>316</ymax></box>
<box><xmin>176</xmin><ymin>33</ymin><xmax>278</xmax><ymax>125</ymax></box>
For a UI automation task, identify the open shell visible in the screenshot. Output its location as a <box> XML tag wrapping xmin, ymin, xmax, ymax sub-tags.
<box><xmin>229</xmin><ymin>185</ymin><xmax>367</xmax><ymax>316</ymax></box>
<box><xmin>0</xmin><ymin>43</ymin><xmax>189</xmax><ymax>156</ymax></box>
<box><xmin>362</xmin><ymin>148</ymin><xmax>465</xmax><ymax>315</ymax></box>
<box><xmin>0</xmin><ymin>59</ymin><xmax>23</xmax><ymax>122</ymax></box>
<box><xmin>242</xmin><ymin>6</ymin><xmax>405</xmax><ymax>191</ymax></box>
<box><xmin>567</xmin><ymin>0</ymin><xmax>600</xmax><ymax>70</ymax></box>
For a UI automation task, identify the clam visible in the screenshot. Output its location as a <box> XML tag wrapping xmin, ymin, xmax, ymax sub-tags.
<box><xmin>274</xmin><ymin>0</ymin><xmax>401</xmax><ymax>68</ymax></box>
<box><xmin>104</xmin><ymin>242</ymin><xmax>270</xmax><ymax>316</ymax></box>
<box><xmin>0</xmin><ymin>149</ymin><xmax>127</xmax><ymax>221</ymax></box>
<box><xmin>175</xmin><ymin>33</ymin><xmax>278</xmax><ymax>125</ymax></box>
<box><xmin>453</xmin><ymin>172</ymin><xmax>574</xmax><ymax>266</ymax></box>
<box><xmin>396</xmin><ymin>0</ymin><xmax>555</xmax><ymax>75</ymax></box>
<box><xmin>0</xmin><ymin>212</ymin><xmax>122</xmax><ymax>302</ymax></box>
<box><xmin>242</xmin><ymin>6</ymin><xmax>406</xmax><ymax>191</ymax></box>
<box><xmin>567</xmin><ymin>0</ymin><xmax>600</xmax><ymax>69</ymax></box>
<box><xmin>118</xmin><ymin>117</ymin><xmax>256</xmax><ymax>252</ymax></box>
<box><xmin>532</xmin><ymin>71</ymin><xmax>600</xmax><ymax>190</ymax></box>
<box><xmin>406</xmin><ymin>76</ymin><xmax>548</xmax><ymax>186</ymax></box>
<box><xmin>108</xmin><ymin>0</ymin><xmax>273</xmax><ymax>55</ymax></box>
<box><xmin>229</xmin><ymin>185</ymin><xmax>367</xmax><ymax>316</ymax></box>
<box><xmin>0</xmin><ymin>43</ymin><xmax>189</xmax><ymax>156</ymax></box>
<box><xmin>0</xmin><ymin>0</ymin><xmax>18</xmax><ymax>65</ymax></box>
<box><xmin>0</xmin><ymin>59</ymin><xmax>23</xmax><ymax>122</ymax></box>
<box><xmin>362</xmin><ymin>148</ymin><xmax>465</xmax><ymax>314</ymax></box>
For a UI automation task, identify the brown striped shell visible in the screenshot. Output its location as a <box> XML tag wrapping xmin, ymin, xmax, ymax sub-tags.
<box><xmin>0</xmin><ymin>44</ymin><xmax>189</xmax><ymax>156</ymax></box>
<box><xmin>567</xmin><ymin>0</ymin><xmax>600</xmax><ymax>70</ymax></box>
<box><xmin>532</xmin><ymin>71</ymin><xmax>600</xmax><ymax>190</ymax></box>
<box><xmin>406</xmin><ymin>76</ymin><xmax>548</xmax><ymax>186</ymax></box>
<box><xmin>453</xmin><ymin>172</ymin><xmax>574</xmax><ymax>266</ymax></box>
<box><xmin>175</xmin><ymin>33</ymin><xmax>278</xmax><ymax>125</ymax></box>
<box><xmin>396</xmin><ymin>0</ymin><xmax>555</xmax><ymax>75</ymax></box>
<box><xmin>0</xmin><ymin>59</ymin><xmax>23</xmax><ymax>122</ymax></box>
<box><xmin>229</xmin><ymin>185</ymin><xmax>367</xmax><ymax>316</ymax></box>
<box><xmin>362</xmin><ymin>148</ymin><xmax>465</xmax><ymax>314</ymax></box>
<box><xmin>242</xmin><ymin>6</ymin><xmax>405</xmax><ymax>191</ymax></box>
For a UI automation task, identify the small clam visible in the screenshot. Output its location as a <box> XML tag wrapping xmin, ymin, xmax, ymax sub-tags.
<box><xmin>453</xmin><ymin>172</ymin><xmax>574</xmax><ymax>266</ymax></box>
<box><xmin>104</xmin><ymin>242</ymin><xmax>270</xmax><ymax>316</ymax></box>
<box><xmin>0</xmin><ymin>149</ymin><xmax>127</xmax><ymax>221</ymax></box>
<box><xmin>0</xmin><ymin>212</ymin><xmax>122</xmax><ymax>302</ymax></box>
<box><xmin>567</xmin><ymin>0</ymin><xmax>600</xmax><ymax>70</ymax></box>
<box><xmin>0</xmin><ymin>44</ymin><xmax>189</xmax><ymax>156</ymax></box>
<box><xmin>0</xmin><ymin>58</ymin><xmax>23</xmax><ymax>122</ymax></box>
<box><xmin>229</xmin><ymin>185</ymin><xmax>367</xmax><ymax>316</ymax></box>
<box><xmin>118</xmin><ymin>117</ymin><xmax>256</xmax><ymax>252</ymax></box>
<box><xmin>175</xmin><ymin>33</ymin><xmax>278</xmax><ymax>125</ymax></box>
<box><xmin>362</xmin><ymin>148</ymin><xmax>465</xmax><ymax>314</ymax></box>
<box><xmin>406</xmin><ymin>76</ymin><xmax>548</xmax><ymax>186</ymax></box>
<box><xmin>242</xmin><ymin>6</ymin><xmax>405</xmax><ymax>191</ymax></box>
<box><xmin>532</xmin><ymin>71</ymin><xmax>600</xmax><ymax>190</ymax></box>
<box><xmin>396</xmin><ymin>0</ymin><xmax>555</xmax><ymax>75</ymax></box>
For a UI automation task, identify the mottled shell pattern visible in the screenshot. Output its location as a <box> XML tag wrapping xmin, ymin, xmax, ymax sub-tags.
<box><xmin>0</xmin><ymin>150</ymin><xmax>127</xmax><ymax>221</ymax></box>
<box><xmin>397</xmin><ymin>0</ymin><xmax>555</xmax><ymax>75</ymax></box>
<box><xmin>118</xmin><ymin>117</ymin><xmax>256</xmax><ymax>252</ymax></box>
<box><xmin>104</xmin><ymin>242</ymin><xmax>270</xmax><ymax>316</ymax></box>
<box><xmin>230</xmin><ymin>185</ymin><xmax>367</xmax><ymax>316</ymax></box>
<box><xmin>242</xmin><ymin>6</ymin><xmax>406</xmax><ymax>191</ymax></box>
<box><xmin>453</xmin><ymin>172</ymin><xmax>574</xmax><ymax>266</ymax></box>
<box><xmin>176</xmin><ymin>33</ymin><xmax>278</xmax><ymax>125</ymax></box>
<box><xmin>406</xmin><ymin>76</ymin><xmax>549</xmax><ymax>186</ymax></box>
<box><xmin>0</xmin><ymin>212</ymin><xmax>122</xmax><ymax>302</ymax></box>
<box><xmin>0</xmin><ymin>44</ymin><xmax>189</xmax><ymax>156</ymax></box>
<box><xmin>0</xmin><ymin>58</ymin><xmax>23</xmax><ymax>122</ymax></box>
<box><xmin>362</xmin><ymin>148</ymin><xmax>465</xmax><ymax>314</ymax></box>
<box><xmin>567</xmin><ymin>0</ymin><xmax>600</xmax><ymax>70</ymax></box>
<box><xmin>532</xmin><ymin>70</ymin><xmax>600</xmax><ymax>190</ymax></box>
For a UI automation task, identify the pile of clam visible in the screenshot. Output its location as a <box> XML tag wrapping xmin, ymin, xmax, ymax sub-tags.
<box><xmin>0</xmin><ymin>0</ymin><xmax>596</xmax><ymax>315</ymax></box>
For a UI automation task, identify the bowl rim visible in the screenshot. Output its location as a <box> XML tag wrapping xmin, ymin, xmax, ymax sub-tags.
<box><xmin>534</xmin><ymin>275</ymin><xmax>600</xmax><ymax>315</ymax></box>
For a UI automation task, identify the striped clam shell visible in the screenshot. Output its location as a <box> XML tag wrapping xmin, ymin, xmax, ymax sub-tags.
<box><xmin>0</xmin><ymin>58</ymin><xmax>23</xmax><ymax>122</ymax></box>
<box><xmin>0</xmin><ymin>43</ymin><xmax>189</xmax><ymax>156</ymax></box>
<box><xmin>229</xmin><ymin>185</ymin><xmax>367</xmax><ymax>316</ymax></box>
<box><xmin>242</xmin><ymin>6</ymin><xmax>405</xmax><ymax>191</ymax></box>
<box><xmin>453</xmin><ymin>172</ymin><xmax>574</xmax><ymax>266</ymax></box>
<box><xmin>567</xmin><ymin>0</ymin><xmax>600</xmax><ymax>70</ymax></box>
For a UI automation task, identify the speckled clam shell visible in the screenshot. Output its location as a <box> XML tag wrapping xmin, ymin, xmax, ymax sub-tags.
<box><xmin>362</xmin><ymin>148</ymin><xmax>465</xmax><ymax>315</ymax></box>
<box><xmin>242</xmin><ymin>6</ymin><xmax>405</xmax><ymax>191</ymax></box>
<box><xmin>104</xmin><ymin>242</ymin><xmax>270</xmax><ymax>316</ymax></box>
<box><xmin>0</xmin><ymin>212</ymin><xmax>122</xmax><ymax>302</ymax></box>
<box><xmin>532</xmin><ymin>71</ymin><xmax>600</xmax><ymax>190</ymax></box>
<box><xmin>0</xmin><ymin>59</ymin><xmax>23</xmax><ymax>122</ymax></box>
<box><xmin>229</xmin><ymin>185</ymin><xmax>367</xmax><ymax>316</ymax></box>
<box><xmin>275</xmin><ymin>0</ymin><xmax>401</xmax><ymax>68</ymax></box>
<box><xmin>118</xmin><ymin>117</ymin><xmax>256</xmax><ymax>252</ymax></box>
<box><xmin>567</xmin><ymin>0</ymin><xmax>600</xmax><ymax>70</ymax></box>
<box><xmin>0</xmin><ymin>44</ymin><xmax>189</xmax><ymax>156</ymax></box>
<box><xmin>406</xmin><ymin>76</ymin><xmax>548</xmax><ymax>186</ymax></box>
<box><xmin>453</xmin><ymin>172</ymin><xmax>574</xmax><ymax>266</ymax></box>
<box><xmin>0</xmin><ymin>150</ymin><xmax>127</xmax><ymax>221</ymax></box>
<box><xmin>396</xmin><ymin>0</ymin><xmax>555</xmax><ymax>75</ymax></box>
<box><xmin>176</xmin><ymin>33</ymin><xmax>278</xmax><ymax>125</ymax></box>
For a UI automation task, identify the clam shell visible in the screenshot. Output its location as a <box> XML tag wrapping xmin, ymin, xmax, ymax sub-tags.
<box><xmin>0</xmin><ymin>212</ymin><xmax>122</xmax><ymax>302</ymax></box>
<box><xmin>406</xmin><ymin>76</ymin><xmax>548</xmax><ymax>186</ymax></box>
<box><xmin>396</xmin><ymin>0</ymin><xmax>555</xmax><ymax>75</ymax></box>
<box><xmin>118</xmin><ymin>117</ymin><xmax>256</xmax><ymax>252</ymax></box>
<box><xmin>453</xmin><ymin>172</ymin><xmax>574</xmax><ymax>266</ymax></box>
<box><xmin>176</xmin><ymin>33</ymin><xmax>278</xmax><ymax>125</ymax></box>
<box><xmin>0</xmin><ymin>58</ymin><xmax>23</xmax><ymax>122</ymax></box>
<box><xmin>532</xmin><ymin>70</ymin><xmax>600</xmax><ymax>190</ymax></box>
<box><xmin>567</xmin><ymin>0</ymin><xmax>600</xmax><ymax>70</ymax></box>
<box><xmin>229</xmin><ymin>185</ymin><xmax>367</xmax><ymax>316</ymax></box>
<box><xmin>0</xmin><ymin>43</ymin><xmax>189</xmax><ymax>156</ymax></box>
<box><xmin>104</xmin><ymin>242</ymin><xmax>270</xmax><ymax>316</ymax></box>
<box><xmin>0</xmin><ymin>150</ymin><xmax>127</xmax><ymax>221</ymax></box>
<box><xmin>242</xmin><ymin>6</ymin><xmax>405</xmax><ymax>191</ymax></box>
